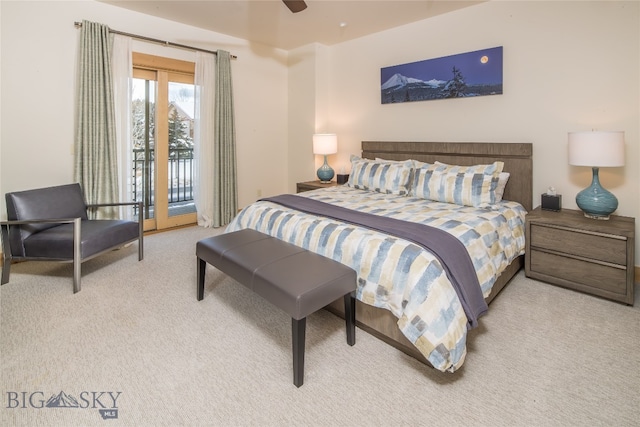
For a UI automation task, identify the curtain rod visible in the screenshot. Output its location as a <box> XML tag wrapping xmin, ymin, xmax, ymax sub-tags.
<box><xmin>74</xmin><ymin>21</ymin><xmax>237</xmax><ymax>59</ymax></box>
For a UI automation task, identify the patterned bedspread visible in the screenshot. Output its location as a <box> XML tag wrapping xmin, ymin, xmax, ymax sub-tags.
<box><xmin>226</xmin><ymin>185</ymin><xmax>527</xmax><ymax>372</ymax></box>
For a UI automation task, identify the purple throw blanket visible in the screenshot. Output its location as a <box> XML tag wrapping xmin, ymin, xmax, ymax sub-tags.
<box><xmin>261</xmin><ymin>194</ymin><xmax>488</xmax><ymax>328</ymax></box>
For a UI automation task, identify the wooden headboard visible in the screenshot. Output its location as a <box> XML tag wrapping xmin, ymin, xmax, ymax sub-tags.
<box><xmin>361</xmin><ymin>141</ymin><xmax>533</xmax><ymax>212</ymax></box>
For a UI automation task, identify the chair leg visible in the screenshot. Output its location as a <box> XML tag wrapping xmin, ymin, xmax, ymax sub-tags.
<box><xmin>344</xmin><ymin>292</ymin><xmax>356</xmax><ymax>346</ymax></box>
<box><xmin>292</xmin><ymin>317</ymin><xmax>306</xmax><ymax>388</ymax></box>
<box><xmin>197</xmin><ymin>258</ymin><xmax>206</xmax><ymax>301</ymax></box>
<box><xmin>138</xmin><ymin>235</ymin><xmax>144</xmax><ymax>261</ymax></box>
<box><xmin>1</xmin><ymin>259</ymin><xmax>10</xmax><ymax>285</ymax></box>
<box><xmin>73</xmin><ymin>264</ymin><xmax>81</xmax><ymax>294</ymax></box>
<box><xmin>1</xmin><ymin>224</ymin><xmax>11</xmax><ymax>285</ymax></box>
<box><xmin>73</xmin><ymin>218</ymin><xmax>81</xmax><ymax>293</ymax></box>
<box><xmin>138</xmin><ymin>206</ymin><xmax>144</xmax><ymax>261</ymax></box>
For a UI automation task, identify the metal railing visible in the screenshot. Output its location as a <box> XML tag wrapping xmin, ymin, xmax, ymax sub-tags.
<box><xmin>132</xmin><ymin>148</ymin><xmax>194</xmax><ymax>216</ymax></box>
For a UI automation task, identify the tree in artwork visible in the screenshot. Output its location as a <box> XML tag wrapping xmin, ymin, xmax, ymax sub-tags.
<box><xmin>441</xmin><ymin>66</ymin><xmax>467</xmax><ymax>98</ymax></box>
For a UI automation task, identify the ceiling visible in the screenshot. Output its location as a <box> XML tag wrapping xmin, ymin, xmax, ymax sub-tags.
<box><xmin>100</xmin><ymin>0</ymin><xmax>485</xmax><ymax>51</ymax></box>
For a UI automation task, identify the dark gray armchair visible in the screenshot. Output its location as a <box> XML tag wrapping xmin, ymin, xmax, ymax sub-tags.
<box><xmin>1</xmin><ymin>183</ymin><xmax>143</xmax><ymax>293</ymax></box>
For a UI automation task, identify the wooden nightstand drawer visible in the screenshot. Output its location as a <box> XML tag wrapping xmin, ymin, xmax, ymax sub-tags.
<box><xmin>529</xmin><ymin>250</ymin><xmax>627</xmax><ymax>295</ymax></box>
<box><xmin>525</xmin><ymin>207</ymin><xmax>635</xmax><ymax>305</ymax></box>
<box><xmin>530</xmin><ymin>224</ymin><xmax>627</xmax><ymax>265</ymax></box>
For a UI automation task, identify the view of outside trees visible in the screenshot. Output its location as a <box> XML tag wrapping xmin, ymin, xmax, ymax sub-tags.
<box><xmin>131</xmin><ymin>80</ymin><xmax>195</xmax><ymax>154</ymax></box>
<box><xmin>132</xmin><ymin>91</ymin><xmax>155</xmax><ymax>153</ymax></box>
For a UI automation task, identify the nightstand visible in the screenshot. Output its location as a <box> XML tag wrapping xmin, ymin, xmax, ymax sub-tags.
<box><xmin>525</xmin><ymin>207</ymin><xmax>635</xmax><ymax>305</ymax></box>
<box><xmin>296</xmin><ymin>180</ymin><xmax>339</xmax><ymax>193</ymax></box>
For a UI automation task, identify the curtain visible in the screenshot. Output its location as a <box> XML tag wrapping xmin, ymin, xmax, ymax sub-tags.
<box><xmin>195</xmin><ymin>50</ymin><xmax>237</xmax><ymax>228</ymax></box>
<box><xmin>213</xmin><ymin>50</ymin><xmax>237</xmax><ymax>227</ymax></box>
<box><xmin>74</xmin><ymin>20</ymin><xmax>119</xmax><ymax>219</ymax></box>
<box><xmin>111</xmin><ymin>35</ymin><xmax>133</xmax><ymax>220</ymax></box>
<box><xmin>194</xmin><ymin>52</ymin><xmax>216</xmax><ymax>227</ymax></box>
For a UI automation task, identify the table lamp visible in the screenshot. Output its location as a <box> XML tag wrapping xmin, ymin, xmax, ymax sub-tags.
<box><xmin>568</xmin><ymin>130</ymin><xmax>624</xmax><ymax>220</ymax></box>
<box><xmin>313</xmin><ymin>133</ymin><xmax>337</xmax><ymax>183</ymax></box>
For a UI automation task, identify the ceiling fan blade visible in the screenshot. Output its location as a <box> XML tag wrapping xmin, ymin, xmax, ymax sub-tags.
<box><xmin>283</xmin><ymin>0</ymin><xmax>307</xmax><ymax>13</ymax></box>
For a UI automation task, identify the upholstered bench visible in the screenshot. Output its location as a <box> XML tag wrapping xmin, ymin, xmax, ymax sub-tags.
<box><xmin>196</xmin><ymin>228</ymin><xmax>356</xmax><ymax>387</ymax></box>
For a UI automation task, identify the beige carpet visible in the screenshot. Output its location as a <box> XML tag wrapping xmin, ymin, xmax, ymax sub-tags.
<box><xmin>1</xmin><ymin>225</ymin><xmax>638</xmax><ymax>426</ymax></box>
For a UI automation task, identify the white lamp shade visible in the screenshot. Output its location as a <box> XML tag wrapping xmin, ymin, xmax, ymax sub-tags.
<box><xmin>313</xmin><ymin>134</ymin><xmax>338</xmax><ymax>155</ymax></box>
<box><xmin>568</xmin><ymin>131</ymin><xmax>625</xmax><ymax>167</ymax></box>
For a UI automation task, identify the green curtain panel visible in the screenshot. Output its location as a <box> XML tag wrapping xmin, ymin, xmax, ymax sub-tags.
<box><xmin>213</xmin><ymin>50</ymin><xmax>238</xmax><ymax>227</ymax></box>
<box><xmin>74</xmin><ymin>20</ymin><xmax>119</xmax><ymax>219</ymax></box>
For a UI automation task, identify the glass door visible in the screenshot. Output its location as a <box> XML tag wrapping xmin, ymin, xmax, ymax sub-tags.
<box><xmin>166</xmin><ymin>81</ymin><xmax>197</xmax><ymax>222</ymax></box>
<box><xmin>132</xmin><ymin>54</ymin><xmax>197</xmax><ymax>231</ymax></box>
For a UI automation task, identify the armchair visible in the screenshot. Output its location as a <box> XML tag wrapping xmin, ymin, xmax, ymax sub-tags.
<box><xmin>1</xmin><ymin>183</ymin><xmax>143</xmax><ymax>293</ymax></box>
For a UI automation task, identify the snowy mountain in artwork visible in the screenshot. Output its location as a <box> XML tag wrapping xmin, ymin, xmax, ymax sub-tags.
<box><xmin>381</xmin><ymin>73</ymin><xmax>422</xmax><ymax>89</ymax></box>
<box><xmin>424</xmin><ymin>78</ymin><xmax>447</xmax><ymax>88</ymax></box>
<box><xmin>381</xmin><ymin>73</ymin><xmax>445</xmax><ymax>90</ymax></box>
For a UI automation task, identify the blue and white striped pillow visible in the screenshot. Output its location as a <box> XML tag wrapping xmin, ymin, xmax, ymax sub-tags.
<box><xmin>410</xmin><ymin>161</ymin><xmax>504</xmax><ymax>207</ymax></box>
<box><xmin>347</xmin><ymin>156</ymin><xmax>413</xmax><ymax>195</ymax></box>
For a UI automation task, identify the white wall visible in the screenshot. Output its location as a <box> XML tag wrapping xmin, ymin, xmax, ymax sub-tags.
<box><xmin>319</xmin><ymin>0</ymin><xmax>639</xmax><ymax>264</ymax></box>
<box><xmin>287</xmin><ymin>43</ymin><xmax>333</xmax><ymax>193</ymax></box>
<box><xmin>0</xmin><ymin>0</ymin><xmax>289</xmax><ymax>214</ymax></box>
<box><xmin>287</xmin><ymin>44</ymin><xmax>317</xmax><ymax>193</ymax></box>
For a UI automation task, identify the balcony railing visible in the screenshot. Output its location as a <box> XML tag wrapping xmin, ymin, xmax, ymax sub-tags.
<box><xmin>132</xmin><ymin>148</ymin><xmax>194</xmax><ymax>216</ymax></box>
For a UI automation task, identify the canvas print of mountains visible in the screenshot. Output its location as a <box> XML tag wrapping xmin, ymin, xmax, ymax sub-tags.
<box><xmin>381</xmin><ymin>46</ymin><xmax>503</xmax><ymax>104</ymax></box>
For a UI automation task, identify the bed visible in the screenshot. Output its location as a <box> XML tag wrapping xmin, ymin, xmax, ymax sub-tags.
<box><xmin>227</xmin><ymin>141</ymin><xmax>533</xmax><ymax>372</ymax></box>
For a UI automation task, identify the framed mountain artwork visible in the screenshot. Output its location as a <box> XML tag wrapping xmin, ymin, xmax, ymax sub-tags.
<box><xmin>381</xmin><ymin>46</ymin><xmax>503</xmax><ymax>104</ymax></box>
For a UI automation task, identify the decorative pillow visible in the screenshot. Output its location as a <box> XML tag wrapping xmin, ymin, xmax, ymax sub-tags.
<box><xmin>494</xmin><ymin>172</ymin><xmax>511</xmax><ymax>202</ymax></box>
<box><xmin>411</xmin><ymin>159</ymin><xmax>430</xmax><ymax>169</ymax></box>
<box><xmin>347</xmin><ymin>156</ymin><xmax>413</xmax><ymax>195</ymax></box>
<box><xmin>436</xmin><ymin>160</ymin><xmax>511</xmax><ymax>203</ymax></box>
<box><xmin>435</xmin><ymin>161</ymin><xmax>510</xmax><ymax>202</ymax></box>
<box><xmin>411</xmin><ymin>161</ymin><xmax>504</xmax><ymax>207</ymax></box>
<box><xmin>375</xmin><ymin>157</ymin><xmax>408</xmax><ymax>163</ymax></box>
<box><xmin>434</xmin><ymin>160</ymin><xmax>502</xmax><ymax>172</ymax></box>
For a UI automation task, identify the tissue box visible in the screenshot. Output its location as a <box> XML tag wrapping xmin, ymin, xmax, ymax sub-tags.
<box><xmin>541</xmin><ymin>194</ymin><xmax>562</xmax><ymax>211</ymax></box>
<box><xmin>336</xmin><ymin>174</ymin><xmax>349</xmax><ymax>184</ymax></box>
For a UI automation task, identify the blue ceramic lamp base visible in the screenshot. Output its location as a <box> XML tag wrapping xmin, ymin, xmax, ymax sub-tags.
<box><xmin>317</xmin><ymin>155</ymin><xmax>335</xmax><ymax>183</ymax></box>
<box><xmin>575</xmin><ymin>167</ymin><xmax>618</xmax><ymax>220</ymax></box>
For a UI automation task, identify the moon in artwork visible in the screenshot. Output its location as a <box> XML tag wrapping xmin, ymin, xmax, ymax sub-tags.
<box><xmin>481</xmin><ymin>55</ymin><xmax>489</xmax><ymax>64</ymax></box>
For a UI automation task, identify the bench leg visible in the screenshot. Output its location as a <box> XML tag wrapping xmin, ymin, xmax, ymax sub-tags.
<box><xmin>344</xmin><ymin>292</ymin><xmax>356</xmax><ymax>346</ymax></box>
<box><xmin>197</xmin><ymin>258</ymin><xmax>206</xmax><ymax>301</ymax></box>
<box><xmin>292</xmin><ymin>317</ymin><xmax>306</xmax><ymax>388</ymax></box>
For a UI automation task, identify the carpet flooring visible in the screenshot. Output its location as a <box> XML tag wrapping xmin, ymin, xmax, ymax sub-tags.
<box><xmin>1</xmin><ymin>225</ymin><xmax>638</xmax><ymax>426</ymax></box>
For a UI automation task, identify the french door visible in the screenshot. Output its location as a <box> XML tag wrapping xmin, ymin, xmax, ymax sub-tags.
<box><xmin>132</xmin><ymin>53</ymin><xmax>197</xmax><ymax>231</ymax></box>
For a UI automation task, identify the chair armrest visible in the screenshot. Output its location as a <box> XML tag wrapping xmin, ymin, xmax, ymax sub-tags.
<box><xmin>1</xmin><ymin>218</ymin><xmax>81</xmax><ymax>262</ymax></box>
<box><xmin>0</xmin><ymin>218</ymin><xmax>80</xmax><ymax>226</ymax></box>
<box><xmin>86</xmin><ymin>202</ymin><xmax>144</xmax><ymax>224</ymax></box>
<box><xmin>87</xmin><ymin>201</ymin><xmax>143</xmax><ymax>209</ymax></box>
